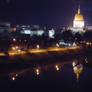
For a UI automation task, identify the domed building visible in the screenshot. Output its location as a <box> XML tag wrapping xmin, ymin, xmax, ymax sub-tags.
<box><xmin>70</xmin><ymin>6</ymin><xmax>86</xmax><ymax>33</ymax></box>
<box><xmin>73</xmin><ymin>6</ymin><xmax>84</xmax><ymax>28</ymax></box>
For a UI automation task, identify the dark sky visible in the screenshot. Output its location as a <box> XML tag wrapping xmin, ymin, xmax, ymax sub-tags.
<box><xmin>0</xmin><ymin>0</ymin><xmax>92</xmax><ymax>26</ymax></box>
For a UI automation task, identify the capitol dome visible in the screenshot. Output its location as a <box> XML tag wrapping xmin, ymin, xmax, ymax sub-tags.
<box><xmin>73</xmin><ymin>6</ymin><xmax>85</xmax><ymax>28</ymax></box>
<box><xmin>74</xmin><ymin>8</ymin><xmax>84</xmax><ymax>21</ymax></box>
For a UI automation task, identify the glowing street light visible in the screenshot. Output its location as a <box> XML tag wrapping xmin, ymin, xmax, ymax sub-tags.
<box><xmin>12</xmin><ymin>77</ymin><xmax>16</xmax><ymax>81</ymax></box>
<box><xmin>16</xmin><ymin>74</ymin><xmax>18</xmax><ymax>77</ymax></box>
<box><xmin>11</xmin><ymin>46</ymin><xmax>19</xmax><ymax>50</ymax></box>
<box><xmin>55</xmin><ymin>65</ymin><xmax>60</xmax><ymax>71</ymax></box>
<box><xmin>13</xmin><ymin>38</ymin><xmax>16</xmax><ymax>42</ymax></box>
<box><xmin>56</xmin><ymin>43</ymin><xmax>60</xmax><ymax>47</ymax></box>
<box><xmin>36</xmin><ymin>45</ymin><xmax>40</xmax><ymax>49</ymax></box>
<box><xmin>36</xmin><ymin>69</ymin><xmax>40</xmax><ymax>75</ymax></box>
<box><xmin>18</xmin><ymin>49</ymin><xmax>21</xmax><ymax>52</ymax></box>
<box><xmin>16</xmin><ymin>46</ymin><xmax>19</xmax><ymax>49</ymax></box>
<box><xmin>12</xmin><ymin>47</ymin><xmax>16</xmax><ymax>50</ymax></box>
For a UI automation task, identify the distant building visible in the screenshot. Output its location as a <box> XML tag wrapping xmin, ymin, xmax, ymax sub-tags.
<box><xmin>14</xmin><ymin>25</ymin><xmax>45</xmax><ymax>37</ymax></box>
<box><xmin>20</xmin><ymin>29</ymin><xmax>44</xmax><ymax>36</ymax></box>
<box><xmin>48</xmin><ymin>29</ymin><xmax>55</xmax><ymax>38</ymax></box>
<box><xmin>71</xmin><ymin>6</ymin><xmax>86</xmax><ymax>33</ymax></box>
<box><xmin>0</xmin><ymin>22</ymin><xmax>11</xmax><ymax>28</ymax></box>
<box><xmin>85</xmin><ymin>26</ymin><xmax>92</xmax><ymax>31</ymax></box>
<box><xmin>0</xmin><ymin>22</ymin><xmax>11</xmax><ymax>39</ymax></box>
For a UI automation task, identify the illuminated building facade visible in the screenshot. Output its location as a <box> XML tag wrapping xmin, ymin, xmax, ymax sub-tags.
<box><xmin>48</xmin><ymin>29</ymin><xmax>55</xmax><ymax>38</ymax></box>
<box><xmin>20</xmin><ymin>29</ymin><xmax>44</xmax><ymax>36</ymax></box>
<box><xmin>16</xmin><ymin>25</ymin><xmax>45</xmax><ymax>36</ymax></box>
<box><xmin>71</xmin><ymin>6</ymin><xmax>86</xmax><ymax>33</ymax></box>
<box><xmin>73</xmin><ymin>6</ymin><xmax>84</xmax><ymax>28</ymax></box>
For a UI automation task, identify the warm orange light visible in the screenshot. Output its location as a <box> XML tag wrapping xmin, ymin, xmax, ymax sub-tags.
<box><xmin>36</xmin><ymin>69</ymin><xmax>40</xmax><ymax>75</ymax></box>
<box><xmin>11</xmin><ymin>46</ymin><xmax>18</xmax><ymax>50</ymax></box>
<box><xmin>36</xmin><ymin>45</ymin><xmax>40</xmax><ymax>49</ymax></box>
<box><xmin>86</xmin><ymin>42</ymin><xmax>91</xmax><ymax>46</ymax></box>
<box><xmin>0</xmin><ymin>53</ymin><xmax>6</xmax><ymax>56</ymax></box>
<box><xmin>16</xmin><ymin>46</ymin><xmax>19</xmax><ymax>49</ymax></box>
<box><xmin>56</xmin><ymin>43</ymin><xmax>60</xmax><ymax>47</ymax></box>
<box><xmin>11</xmin><ymin>28</ymin><xmax>16</xmax><ymax>31</ymax></box>
<box><xmin>55</xmin><ymin>65</ymin><xmax>60</xmax><ymax>71</ymax></box>
<box><xmin>29</xmin><ymin>49</ymin><xmax>47</xmax><ymax>54</ymax></box>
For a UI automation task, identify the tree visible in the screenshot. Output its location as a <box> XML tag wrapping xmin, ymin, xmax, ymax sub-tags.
<box><xmin>83</xmin><ymin>31</ymin><xmax>92</xmax><ymax>41</ymax></box>
<box><xmin>74</xmin><ymin>32</ymin><xmax>83</xmax><ymax>43</ymax></box>
<box><xmin>61</xmin><ymin>30</ymin><xmax>74</xmax><ymax>42</ymax></box>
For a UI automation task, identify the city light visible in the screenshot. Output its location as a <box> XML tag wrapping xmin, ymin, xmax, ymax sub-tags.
<box><xmin>85</xmin><ymin>57</ymin><xmax>88</xmax><ymax>63</ymax></box>
<box><xmin>13</xmin><ymin>38</ymin><xmax>16</xmax><ymax>42</ymax></box>
<box><xmin>86</xmin><ymin>42</ymin><xmax>91</xmax><ymax>46</ymax></box>
<box><xmin>16</xmin><ymin>74</ymin><xmax>18</xmax><ymax>77</ymax></box>
<box><xmin>29</xmin><ymin>49</ymin><xmax>47</xmax><ymax>54</ymax></box>
<box><xmin>12</xmin><ymin>47</ymin><xmax>16</xmax><ymax>50</ymax></box>
<box><xmin>35</xmin><ymin>69</ymin><xmax>40</xmax><ymax>75</ymax></box>
<box><xmin>16</xmin><ymin>46</ymin><xmax>19</xmax><ymax>49</ymax></box>
<box><xmin>55</xmin><ymin>65</ymin><xmax>60</xmax><ymax>71</ymax></box>
<box><xmin>12</xmin><ymin>77</ymin><xmax>16</xmax><ymax>81</ymax></box>
<box><xmin>18</xmin><ymin>49</ymin><xmax>21</xmax><ymax>52</ymax></box>
<box><xmin>56</xmin><ymin>43</ymin><xmax>60</xmax><ymax>47</ymax></box>
<box><xmin>0</xmin><ymin>53</ymin><xmax>6</xmax><ymax>56</ymax></box>
<box><xmin>36</xmin><ymin>45</ymin><xmax>40</xmax><ymax>49</ymax></box>
<box><xmin>11</xmin><ymin>46</ymin><xmax>19</xmax><ymax>50</ymax></box>
<box><xmin>8</xmin><ymin>46</ymin><xmax>26</xmax><ymax>56</ymax></box>
<box><xmin>0</xmin><ymin>0</ymin><xmax>92</xmax><ymax>90</ymax></box>
<box><xmin>12</xmin><ymin>46</ymin><xmax>17</xmax><ymax>50</ymax></box>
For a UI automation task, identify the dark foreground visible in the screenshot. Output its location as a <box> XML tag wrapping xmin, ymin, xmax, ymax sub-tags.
<box><xmin>0</xmin><ymin>52</ymin><xmax>92</xmax><ymax>92</ymax></box>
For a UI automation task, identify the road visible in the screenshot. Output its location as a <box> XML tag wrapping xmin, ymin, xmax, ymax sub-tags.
<box><xmin>0</xmin><ymin>46</ymin><xmax>82</xmax><ymax>56</ymax></box>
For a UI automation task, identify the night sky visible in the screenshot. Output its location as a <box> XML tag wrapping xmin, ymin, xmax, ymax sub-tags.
<box><xmin>0</xmin><ymin>0</ymin><xmax>92</xmax><ymax>26</ymax></box>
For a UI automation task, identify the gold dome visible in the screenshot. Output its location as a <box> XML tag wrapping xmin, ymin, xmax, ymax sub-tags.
<box><xmin>74</xmin><ymin>7</ymin><xmax>84</xmax><ymax>21</ymax></box>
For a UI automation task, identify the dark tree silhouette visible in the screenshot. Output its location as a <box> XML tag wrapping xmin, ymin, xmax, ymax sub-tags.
<box><xmin>74</xmin><ymin>32</ymin><xmax>83</xmax><ymax>43</ymax></box>
<box><xmin>83</xmin><ymin>31</ymin><xmax>92</xmax><ymax>41</ymax></box>
<box><xmin>61</xmin><ymin>30</ymin><xmax>74</xmax><ymax>42</ymax></box>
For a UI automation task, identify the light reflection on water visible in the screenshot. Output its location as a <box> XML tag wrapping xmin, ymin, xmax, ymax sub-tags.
<box><xmin>1</xmin><ymin>56</ymin><xmax>92</xmax><ymax>90</ymax></box>
<box><xmin>8</xmin><ymin>57</ymin><xmax>89</xmax><ymax>82</ymax></box>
